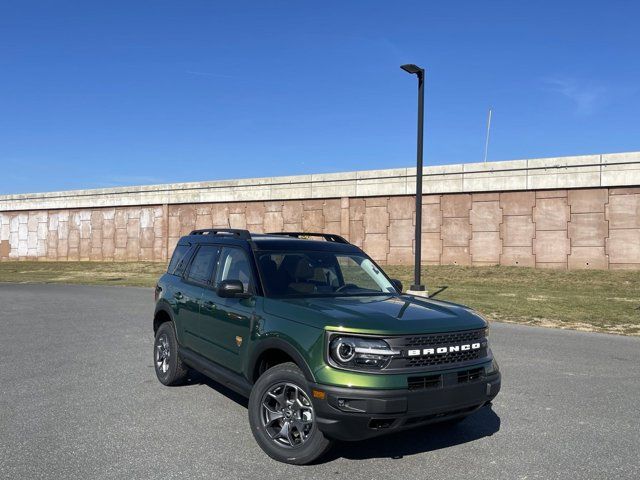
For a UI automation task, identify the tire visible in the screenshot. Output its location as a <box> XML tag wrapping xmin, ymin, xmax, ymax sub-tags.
<box><xmin>248</xmin><ymin>362</ymin><xmax>333</xmax><ymax>465</ymax></box>
<box><xmin>153</xmin><ymin>322</ymin><xmax>189</xmax><ymax>386</ymax></box>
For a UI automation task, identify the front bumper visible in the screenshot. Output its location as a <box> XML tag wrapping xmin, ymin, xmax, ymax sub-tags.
<box><xmin>310</xmin><ymin>371</ymin><xmax>501</xmax><ymax>441</ymax></box>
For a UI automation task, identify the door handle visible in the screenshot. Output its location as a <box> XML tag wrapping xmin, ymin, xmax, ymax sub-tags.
<box><xmin>174</xmin><ymin>292</ymin><xmax>184</xmax><ymax>300</ymax></box>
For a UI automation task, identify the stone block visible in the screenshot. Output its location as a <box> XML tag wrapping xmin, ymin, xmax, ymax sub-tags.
<box><xmin>536</xmin><ymin>190</ymin><xmax>567</xmax><ymax>198</ymax></box>
<box><xmin>388</xmin><ymin>219</ymin><xmax>413</xmax><ymax>247</ymax></box>
<box><xmin>322</xmin><ymin>199</ymin><xmax>342</xmax><ymax>223</ymax></box>
<box><xmin>229</xmin><ymin>213</ymin><xmax>247</xmax><ymax>229</ymax></box>
<box><xmin>168</xmin><ymin>216</ymin><xmax>181</xmax><ymax>238</ymax></box>
<box><xmin>114</xmin><ymin>210</ymin><xmax>127</xmax><ymax>229</ymax></box>
<box><xmin>302</xmin><ymin>209</ymin><xmax>324</xmax><ymax>231</ymax></box>
<box><xmin>568</xmin><ymin>247</ymin><xmax>608</xmax><ymax>269</ymax></box>
<box><xmin>282</xmin><ymin>202</ymin><xmax>303</xmax><ymax>224</ymax></box>
<box><xmin>388</xmin><ymin>197</ymin><xmax>414</xmax><ymax>220</ymax></box>
<box><xmin>349</xmin><ymin>220</ymin><xmax>364</xmax><ymax>247</ymax></box>
<box><xmin>302</xmin><ymin>199</ymin><xmax>325</xmax><ymax>211</ymax></box>
<box><xmin>423</xmin><ymin>194</ymin><xmax>441</xmax><ymax>204</ymax></box>
<box><xmin>606</xmin><ymin>194</ymin><xmax>640</xmax><ymax>229</ymax></box>
<box><xmin>500</xmin><ymin>246</ymin><xmax>535</xmax><ymax>267</ymax></box>
<box><xmin>68</xmin><ymin>230</ymin><xmax>80</xmax><ymax>248</ymax></box>
<box><xmin>263</xmin><ymin>211</ymin><xmax>284</xmax><ymax>232</ymax></box>
<box><xmin>115</xmin><ymin>229</ymin><xmax>128</xmax><ymax>248</ymax></box>
<box><xmin>470</xmin><ymin>201</ymin><xmax>501</xmax><ymax>232</ymax></box>
<box><xmin>114</xmin><ymin>247</ymin><xmax>127</xmax><ymax>261</ymax></box>
<box><xmin>534</xmin><ymin>231</ymin><xmax>569</xmax><ymax>264</ymax></box>
<box><xmin>606</xmin><ymin>229</ymin><xmax>640</xmax><ymax>264</ymax></box>
<box><xmin>349</xmin><ymin>198</ymin><xmax>366</xmax><ymax>221</ymax></box>
<box><xmin>211</xmin><ymin>204</ymin><xmax>230</xmax><ymax>227</ymax></box>
<box><xmin>126</xmin><ymin>218</ymin><xmax>140</xmax><ymax>237</ymax></box>
<box><xmin>79</xmin><ymin>238</ymin><xmax>91</xmax><ymax>260</ymax></box>
<box><xmin>568</xmin><ymin>213</ymin><xmax>607</xmax><ymax>246</ymax></box>
<box><xmin>500</xmin><ymin>191</ymin><xmax>535</xmax><ymax>216</ymax></box>
<box><xmin>501</xmin><ymin>215</ymin><xmax>535</xmax><ymax>246</ymax></box>
<box><xmin>364</xmin><ymin>206</ymin><xmax>389</xmax><ymax>234</ymax></box>
<box><xmin>140</xmin><ymin>228</ymin><xmax>155</xmax><ymax>248</ymax></box>
<box><xmin>441</xmin><ymin>218</ymin><xmax>471</xmax><ymax>246</ymax></box>
<box><xmin>177</xmin><ymin>205</ymin><xmax>196</xmax><ymax>227</ymax></box>
<box><xmin>363</xmin><ymin>234</ymin><xmax>389</xmax><ymax>261</ymax></box>
<box><xmin>324</xmin><ymin>221</ymin><xmax>341</xmax><ymax>235</ymax></box>
<box><xmin>126</xmin><ymin>238</ymin><xmax>140</xmax><ymax>260</ymax></box>
<box><xmin>441</xmin><ymin>246</ymin><xmax>471</xmax><ymax>266</ymax></box>
<box><xmin>441</xmin><ymin>194</ymin><xmax>471</xmax><ymax>218</ymax></box>
<box><xmin>102</xmin><ymin>238</ymin><xmax>115</xmax><ymax>259</ymax></box>
<box><xmin>568</xmin><ymin>189</ymin><xmax>608</xmax><ymax>213</ymax></box>
<box><xmin>421</xmin><ymin>233</ymin><xmax>442</xmax><ymax>262</ymax></box>
<box><xmin>534</xmin><ymin>198</ymin><xmax>570</xmax><ymax>231</ymax></box>
<box><xmin>103</xmin><ymin>220</ymin><xmax>115</xmax><ymax>240</ymax></box>
<box><xmin>536</xmin><ymin>262</ymin><xmax>567</xmax><ymax>269</ymax></box>
<box><xmin>470</xmin><ymin>231</ymin><xmax>501</xmax><ymax>263</ymax></box>
<box><xmin>91</xmin><ymin>210</ymin><xmax>104</xmax><ymax>228</ymax></box>
<box><xmin>472</xmin><ymin>192</ymin><xmax>499</xmax><ymax>202</ymax></box>
<box><xmin>341</xmin><ymin>206</ymin><xmax>350</xmax><ymax>237</ymax></box>
<box><xmin>421</xmin><ymin>203</ymin><xmax>442</xmax><ymax>232</ymax></box>
<box><xmin>0</xmin><ymin>240</ymin><xmax>9</xmax><ymax>257</ymax></box>
<box><xmin>264</xmin><ymin>201</ymin><xmax>283</xmax><ymax>212</ymax></box>
<box><xmin>365</xmin><ymin>197</ymin><xmax>388</xmax><ymax>207</ymax></box>
<box><xmin>140</xmin><ymin>247</ymin><xmax>154</xmax><ymax>261</ymax></box>
<box><xmin>387</xmin><ymin>246</ymin><xmax>413</xmax><ymax>264</ymax></box>
<box><xmin>246</xmin><ymin>203</ymin><xmax>265</xmax><ymax>225</ymax></box>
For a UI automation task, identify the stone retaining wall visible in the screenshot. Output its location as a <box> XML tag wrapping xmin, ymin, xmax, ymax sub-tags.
<box><xmin>1</xmin><ymin>187</ymin><xmax>639</xmax><ymax>269</ymax></box>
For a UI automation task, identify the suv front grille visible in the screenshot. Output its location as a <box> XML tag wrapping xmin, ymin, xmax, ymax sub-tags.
<box><xmin>385</xmin><ymin>328</ymin><xmax>488</xmax><ymax>371</ymax></box>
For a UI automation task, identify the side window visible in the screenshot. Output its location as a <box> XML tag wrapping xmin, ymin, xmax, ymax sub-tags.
<box><xmin>168</xmin><ymin>244</ymin><xmax>191</xmax><ymax>276</ymax></box>
<box><xmin>185</xmin><ymin>245</ymin><xmax>219</xmax><ymax>285</ymax></box>
<box><xmin>214</xmin><ymin>247</ymin><xmax>254</xmax><ymax>293</ymax></box>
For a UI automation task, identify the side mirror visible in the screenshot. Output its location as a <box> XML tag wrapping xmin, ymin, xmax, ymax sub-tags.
<box><xmin>391</xmin><ymin>278</ymin><xmax>403</xmax><ymax>293</ymax></box>
<box><xmin>218</xmin><ymin>279</ymin><xmax>251</xmax><ymax>298</ymax></box>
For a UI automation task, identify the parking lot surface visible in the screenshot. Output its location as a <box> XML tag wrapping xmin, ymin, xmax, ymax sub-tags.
<box><xmin>1</xmin><ymin>283</ymin><xmax>639</xmax><ymax>479</ymax></box>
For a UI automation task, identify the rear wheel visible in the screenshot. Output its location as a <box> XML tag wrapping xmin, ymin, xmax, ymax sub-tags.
<box><xmin>248</xmin><ymin>362</ymin><xmax>333</xmax><ymax>465</ymax></box>
<box><xmin>153</xmin><ymin>322</ymin><xmax>188</xmax><ymax>386</ymax></box>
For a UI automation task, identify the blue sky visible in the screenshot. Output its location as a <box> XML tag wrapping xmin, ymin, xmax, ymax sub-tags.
<box><xmin>1</xmin><ymin>0</ymin><xmax>639</xmax><ymax>194</ymax></box>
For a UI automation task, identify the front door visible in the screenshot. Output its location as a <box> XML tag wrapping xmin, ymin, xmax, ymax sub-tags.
<box><xmin>199</xmin><ymin>246</ymin><xmax>256</xmax><ymax>373</ymax></box>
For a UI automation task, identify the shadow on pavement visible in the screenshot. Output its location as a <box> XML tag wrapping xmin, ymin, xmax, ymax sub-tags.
<box><xmin>324</xmin><ymin>406</ymin><xmax>501</xmax><ymax>462</ymax></box>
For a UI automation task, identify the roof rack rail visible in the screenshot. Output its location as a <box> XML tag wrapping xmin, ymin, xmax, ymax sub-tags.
<box><xmin>189</xmin><ymin>228</ymin><xmax>251</xmax><ymax>239</ymax></box>
<box><xmin>266</xmin><ymin>232</ymin><xmax>350</xmax><ymax>244</ymax></box>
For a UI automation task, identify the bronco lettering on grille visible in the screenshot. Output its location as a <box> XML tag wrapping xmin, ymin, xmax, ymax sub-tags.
<box><xmin>407</xmin><ymin>342</ymin><xmax>481</xmax><ymax>357</ymax></box>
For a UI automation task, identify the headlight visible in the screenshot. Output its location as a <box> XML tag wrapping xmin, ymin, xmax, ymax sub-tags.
<box><xmin>329</xmin><ymin>336</ymin><xmax>399</xmax><ymax>370</ymax></box>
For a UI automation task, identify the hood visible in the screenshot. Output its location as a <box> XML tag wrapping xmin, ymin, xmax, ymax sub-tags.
<box><xmin>263</xmin><ymin>294</ymin><xmax>487</xmax><ymax>335</ymax></box>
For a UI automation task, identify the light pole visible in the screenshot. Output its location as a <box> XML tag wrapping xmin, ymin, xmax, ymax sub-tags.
<box><xmin>400</xmin><ymin>63</ymin><xmax>426</xmax><ymax>294</ymax></box>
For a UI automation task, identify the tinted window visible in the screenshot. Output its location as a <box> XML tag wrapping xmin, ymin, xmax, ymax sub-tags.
<box><xmin>214</xmin><ymin>247</ymin><xmax>254</xmax><ymax>293</ymax></box>
<box><xmin>168</xmin><ymin>244</ymin><xmax>191</xmax><ymax>276</ymax></box>
<box><xmin>186</xmin><ymin>245</ymin><xmax>219</xmax><ymax>284</ymax></box>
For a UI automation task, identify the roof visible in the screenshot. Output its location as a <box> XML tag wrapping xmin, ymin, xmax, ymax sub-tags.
<box><xmin>180</xmin><ymin>230</ymin><xmax>363</xmax><ymax>254</ymax></box>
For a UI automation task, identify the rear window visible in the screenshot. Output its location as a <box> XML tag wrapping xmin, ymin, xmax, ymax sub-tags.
<box><xmin>168</xmin><ymin>244</ymin><xmax>191</xmax><ymax>276</ymax></box>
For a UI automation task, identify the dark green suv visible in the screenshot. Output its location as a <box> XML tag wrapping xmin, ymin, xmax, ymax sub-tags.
<box><xmin>153</xmin><ymin>229</ymin><xmax>501</xmax><ymax>464</ymax></box>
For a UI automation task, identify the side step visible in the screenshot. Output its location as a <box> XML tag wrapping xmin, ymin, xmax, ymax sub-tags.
<box><xmin>179</xmin><ymin>347</ymin><xmax>252</xmax><ymax>398</ymax></box>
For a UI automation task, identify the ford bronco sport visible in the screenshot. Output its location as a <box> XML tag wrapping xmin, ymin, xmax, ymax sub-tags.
<box><xmin>153</xmin><ymin>229</ymin><xmax>501</xmax><ymax>464</ymax></box>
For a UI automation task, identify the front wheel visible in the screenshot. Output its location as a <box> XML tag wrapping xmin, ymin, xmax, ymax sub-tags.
<box><xmin>248</xmin><ymin>362</ymin><xmax>333</xmax><ymax>465</ymax></box>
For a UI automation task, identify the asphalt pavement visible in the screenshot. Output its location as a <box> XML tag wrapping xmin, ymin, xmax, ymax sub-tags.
<box><xmin>1</xmin><ymin>283</ymin><xmax>639</xmax><ymax>479</ymax></box>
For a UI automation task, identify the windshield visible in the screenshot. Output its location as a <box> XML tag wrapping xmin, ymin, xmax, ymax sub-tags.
<box><xmin>256</xmin><ymin>250</ymin><xmax>397</xmax><ymax>297</ymax></box>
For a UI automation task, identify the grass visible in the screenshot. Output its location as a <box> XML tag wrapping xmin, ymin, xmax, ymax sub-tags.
<box><xmin>1</xmin><ymin>261</ymin><xmax>639</xmax><ymax>336</ymax></box>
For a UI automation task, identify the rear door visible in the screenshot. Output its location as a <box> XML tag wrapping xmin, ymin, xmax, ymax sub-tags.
<box><xmin>179</xmin><ymin>244</ymin><xmax>220</xmax><ymax>356</ymax></box>
<box><xmin>199</xmin><ymin>246</ymin><xmax>256</xmax><ymax>372</ymax></box>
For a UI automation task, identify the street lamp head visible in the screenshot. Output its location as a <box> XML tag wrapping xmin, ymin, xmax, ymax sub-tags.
<box><xmin>400</xmin><ymin>64</ymin><xmax>423</xmax><ymax>75</ymax></box>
